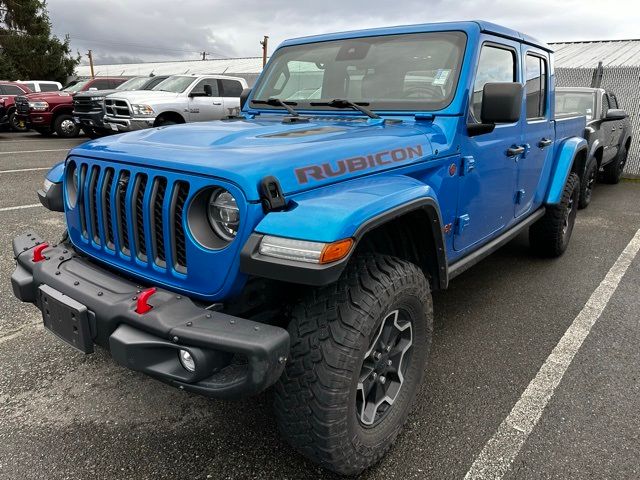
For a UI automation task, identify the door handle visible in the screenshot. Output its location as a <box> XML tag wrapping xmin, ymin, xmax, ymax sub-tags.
<box><xmin>212</xmin><ymin>102</ymin><xmax>222</xmax><ymax>105</ymax></box>
<box><xmin>506</xmin><ymin>145</ymin><xmax>525</xmax><ymax>157</ymax></box>
<box><xmin>538</xmin><ymin>138</ymin><xmax>553</xmax><ymax>148</ymax></box>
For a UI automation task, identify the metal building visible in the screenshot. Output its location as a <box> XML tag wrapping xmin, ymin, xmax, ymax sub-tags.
<box><xmin>552</xmin><ymin>39</ymin><xmax>640</xmax><ymax>176</ymax></box>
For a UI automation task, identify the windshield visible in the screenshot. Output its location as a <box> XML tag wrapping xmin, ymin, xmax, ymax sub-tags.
<box><xmin>63</xmin><ymin>79</ymin><xmax>91</xmax><ymax>93</ymax></box>
<box><xmin>556</xmin><ymin>91</ymin><xmax>595</xmax><ymax>120</ymax></box>
<box><xmin>251</xmin><ymin>31</ymin><xmax>466</xmax><ymax>112</ymax></box>
<box><xmin>152</xmin><ymin>76</ymin><xmax>195</xmax><ymax>93</ymax></box>
<box><xmin>116</xmin><ymin>76</ymin><xmax>152</xmax><ymax>91</ymax></box>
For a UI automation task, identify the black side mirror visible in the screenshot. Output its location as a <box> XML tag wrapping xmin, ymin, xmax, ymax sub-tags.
<box><xmin>604</xmin><ymin>108</ymin><xmax>627</xmax><ymax>121</ymax></box>
<box><xmin>203</xmin><ymin>84</ymin><xmax>213</xmax><ymax>97</ymax></box>
<box><xmin>481</xmin><ymin>82</ymin><xmax>523</xmax><ymax>124</ymax></box>
<box><xmin>240</xmin><ymin>88</ymin><xmax>251</xmax><ymax>109</ymax></box>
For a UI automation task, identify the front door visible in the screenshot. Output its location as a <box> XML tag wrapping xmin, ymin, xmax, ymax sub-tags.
<box><xmin>186</xmin><ymin>78</ymin><xmax>224</xmax><ymax>122</ymax></box>
<box><xmin>516</xmin><ymin>48</ymin><xmax>553</xmax><ymax>218</ymax></box>
<box><xmin>454</xmin><ymin>38</ymin><xmax>523</xmax><ymax>251</ymax></box>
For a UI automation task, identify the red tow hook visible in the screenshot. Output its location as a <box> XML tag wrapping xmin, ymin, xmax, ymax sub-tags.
<box><xmin>32</xmin><ymin>243</ymin><xmax>49</xmax><ymax>262</ymax></box>
<box><xmin>135</xmin><ymin>287</ymin><xmax>157</xmax><ymax>314</ymax></box>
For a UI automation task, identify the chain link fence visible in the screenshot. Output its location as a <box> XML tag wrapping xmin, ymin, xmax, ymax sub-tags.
<box><xmin>556</xmin><ymin>67</ymin><xmax>640</xmax><ymax>177</ymax></box>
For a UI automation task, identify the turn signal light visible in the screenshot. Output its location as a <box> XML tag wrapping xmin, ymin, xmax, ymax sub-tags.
<box><xmin>320</xmin><ymin>239</ymin><xmax>354</xmax><ymax>264</ymax></box>
<box><xmin>136</xmin><ymin>287</ymin><xmax>157</xmax><ymax>314</ymax></box>
<box><xmin>32</xmin><ymin>243</ymin><xmax>49</xmax><ymax>262</ymax></box>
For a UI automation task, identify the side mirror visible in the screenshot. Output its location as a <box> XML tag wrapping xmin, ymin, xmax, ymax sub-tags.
<box><xmin>481</xmin><ymin>82</ymin><xmax>523</xmax><ymax>124</ymax></box>
<box><xmin>604</xmin><ymin>108</ymin><xmax>626</xmax><ymax>121</ymax></box>
<box><xmin>240</xmin><ymin>88</ymin><xmax>251</xmax><ymax>109</ymax></box>
<box><xmin>203</xmin><ymin>84</ymin><xmax>213</xmax><ymax>97</ymax></box>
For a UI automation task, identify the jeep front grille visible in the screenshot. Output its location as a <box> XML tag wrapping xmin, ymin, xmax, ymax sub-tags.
<box><xmin>76</xmin><ymin>162</ymin><xmax>189</xmax><ymax>273</ymax></box>
<box><xmin>104</xmin><ymin>98</ymin><xmax>131</xmax><ymax>118</ymax></box>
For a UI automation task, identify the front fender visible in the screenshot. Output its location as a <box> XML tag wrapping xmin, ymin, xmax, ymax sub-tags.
<box><xmin>243</xmin><ymin>175</ymin><xmax>447</xmax><ymax>288</ymax></box>
<box><xmin>545</xmin><ymin>137</ymin><xmax>587</xmax><ymax>205</ymax></box>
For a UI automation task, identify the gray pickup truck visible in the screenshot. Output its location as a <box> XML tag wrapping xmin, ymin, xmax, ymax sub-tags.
<box><xmin>556</xmin><ymin>87</ymin><xmax>632</xmax><ymax>207</ymax></box>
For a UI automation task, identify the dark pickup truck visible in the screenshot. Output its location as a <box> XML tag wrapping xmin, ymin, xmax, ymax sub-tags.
<box><xmin>556</xmin><ymin>87</ymin><xmax>632</xmax><ymax>207</ymax></box>
<box><xmin>73</xmin><ymin>75</ymin><xmax>169</xmax><ymax>138</ymax></box>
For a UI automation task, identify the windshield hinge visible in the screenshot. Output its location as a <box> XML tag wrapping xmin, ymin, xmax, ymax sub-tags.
<box><xmin>260</xmin><ymin>176</ymin><xmax>287</xmax><ymax>212</ymax></box>
<box><xmin>414</xmin><ymin>113</ymin><xmax>435</xmax><ymax>122</ymax></box>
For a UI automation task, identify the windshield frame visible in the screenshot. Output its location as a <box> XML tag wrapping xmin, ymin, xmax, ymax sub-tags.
<box><xmin>152</xmin><ymin>76</ymin><xmax>196</xmax><ymax>93</ymax></box>
<box><xmin>250</xmin><ymin>30</ymin><xmax>467</xmax><ymax>114</ymax></box>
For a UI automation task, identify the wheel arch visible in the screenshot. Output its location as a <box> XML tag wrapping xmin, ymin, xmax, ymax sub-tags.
<box><xmin>154</xmin><ymin>111</ymin><xmax>186</xmax><ymax>125</ymax></box>
<box><xmin>545</xmin><ymin>137</ymin><xmax>588</xmax><ymax>205</ymax></box>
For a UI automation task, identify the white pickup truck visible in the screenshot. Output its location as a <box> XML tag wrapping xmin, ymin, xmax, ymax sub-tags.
<box><xmin>103</xmin><ymin>74</ymin><xmax>247</xmax><ymax>132</ymax></box>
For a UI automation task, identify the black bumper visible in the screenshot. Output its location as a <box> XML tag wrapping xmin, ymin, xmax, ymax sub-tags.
<box><xmin>74</xmin><ymin>111</ymin><xmax>106</xmax><ymax>130</ymax></box>
<box><xmin>11</xmin><ymin>232</ymin><xmax>290</xmax><ymax>399</ymax></box>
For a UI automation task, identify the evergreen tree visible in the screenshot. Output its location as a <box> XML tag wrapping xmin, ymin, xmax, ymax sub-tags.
<box><xmin>0</xmin><ymin>0</ymin><xmax>79</xmax><ymax>83</ymax></box>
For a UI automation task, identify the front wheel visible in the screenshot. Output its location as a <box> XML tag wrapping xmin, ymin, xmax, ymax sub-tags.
<box><xmin>9</xmin><ymin>111</ymin><xmax>28</xmax><ymax>132</ymax></box>
<box><xmin>53</xmin><ymin>114</ymin><xmax>80</xmax><ymax>138</ymax></box>
<box><xmin>578</xmin><ymin>157</ymin><xmax>597</xmax><ymax>209</ymax></box>
<box><xmin>274</xmin><ymin>254</ymin><xmax>433</xmax><ymax>475</ymax></box>
<box><xmin>530</xmin><ymin>172</ymin><xmax>580</xmax><ymax>257</ymax></box>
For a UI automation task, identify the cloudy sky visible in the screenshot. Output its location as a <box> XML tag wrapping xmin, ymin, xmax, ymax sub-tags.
<box><xmin>48</xmin><ymin>0</ymin><xmax>639</xmax><ymax>65</ymax></box>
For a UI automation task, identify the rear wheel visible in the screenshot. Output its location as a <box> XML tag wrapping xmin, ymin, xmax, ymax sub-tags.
<box><xmin>601</xmin><ymin>144</ymin><xmax>628</xmax><ymax>184</ymax></box>
<box><xmin>578</xmin><ymin>157</ymin><xmax>597</xmax><ymax>209</ymax></box>
<box><xmin>53</xmin><ymin>114</ymin><xmax>80</xmax><ymax>138</ymax></box>
<box><xmin>529</xmin><ymin>172</ymin><xmax>579</xmax><ymax>257</ymax></box>
<box><xmin>274</xmin><ymin>254</ymin><xmax>433</xmax><ymax>475</ymax></box>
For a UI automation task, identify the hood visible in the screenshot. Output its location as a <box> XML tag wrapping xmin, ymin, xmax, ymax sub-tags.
<box><xmin>24</xmin><ymin>91</ymin><xmax>73</xmax><ymax>101</ymax></box>
<box><xmin>70</xmin><ymin>115</ymin><xmax>445</xmax><ymax>202</ymax></box>
<box><xmin>104</xmin><ymin>90</ymin><xmax>179</xmax><ymax>102</ymax></box>
<box><xmin>74</xmin><ymin>89</ymin><xmax>120</xmax><ymax>99</ymax></box>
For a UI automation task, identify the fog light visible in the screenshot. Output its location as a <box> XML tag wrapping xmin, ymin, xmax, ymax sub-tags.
<box><xmin>178</xmin><ymin>349</ymin><xmax>196</xmax><ymax>372</ymax></box>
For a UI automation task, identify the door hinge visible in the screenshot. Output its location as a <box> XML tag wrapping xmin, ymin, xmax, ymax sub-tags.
<box><xmin>515</xmin><ymin>189</ymin><xmax>526</xmax><ymax>204</ymax></box>
<box><xmin>461</xmin><ymin>156</ymin><xmax>475</xmax><ymax>176</ymax></box>
<box><xmin>455</xmin><ymin>214</ymin><xmax>470</xmax><ymax>235</ymax></box>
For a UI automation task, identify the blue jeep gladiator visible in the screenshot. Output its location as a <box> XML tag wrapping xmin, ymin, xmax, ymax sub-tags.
<box><xmin>13</xmin><ymin>21</ymin><xmax>586</xmax><ymax>475</ymax></box>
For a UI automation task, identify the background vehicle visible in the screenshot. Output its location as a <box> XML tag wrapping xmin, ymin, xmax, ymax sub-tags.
<box><xmin>13</xmin><ymin>21</ymin><xmax>586</xmax><ymax>476</ymax></box>
<box><xmin>556</xmin><ymin>87</ymin><xmax>632</xmax><ymax>206</ymax></box>
<box><xmin>73</xmin><ymin>75</ymin><xmax>169</xmax><ymax>138</ymax></box>
<box><xmin>14</xmin><ymin>77</ymin><xmax>127</xmax><ymax>137</ymax></box>
<box><xmin>0</xmin><ymin>81</ymin><xmax>33</xmax><ymax>131</ymax></box>
<box><xmin>0</xmin><ymin>98</ymin><xmax>7</xmax><ymax>127</ymax></box>
<box><xmin>16</xmin><ymin>80</ymin><xmax>62</xmax><ymax>92</ymax></box>
<box><xmin>102</xmin><ymin>74</ymin><xmax>246</xmax><ymax>132</ymax></box>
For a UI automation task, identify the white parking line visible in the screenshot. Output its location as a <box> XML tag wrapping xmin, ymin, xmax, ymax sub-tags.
<box><xmin>0</xmin><ymin>167</ymin><xmax>50</xmax><ymax>174</ymax></box>
<box><xmin>0</xmin><ymin>149</ymin><xmax>69</xmax><ymax>155</ymax></box>
<box><xmin>0</xmin><ymin>204</ymin><xmax>42</xmax><ymax>212</ymax></box>
<box><xmin>464</xmin><ymin>228</ymin><xmax>640</xmax><ymax>480</ymax></box>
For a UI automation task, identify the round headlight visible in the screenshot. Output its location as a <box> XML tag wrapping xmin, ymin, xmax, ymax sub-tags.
<box><xmin>207</xmin><ymin>189</ymin><xmax>239</xmax><ymax>241</ymax></box>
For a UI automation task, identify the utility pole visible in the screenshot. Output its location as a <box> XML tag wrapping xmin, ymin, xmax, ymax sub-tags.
<box><xmin>201</xmin><ymin>51</ymin><xmax>208</xmax><ymax>61</ymax></box>
<box><xmin>87</xmin><ymin>50</ymin><xmax>95</xmax><ymax>78</ymax></box>
<box><xmin>260</xmin><ymin>35</ymin><xmax>269</xmax><ymax>67</ymax></box>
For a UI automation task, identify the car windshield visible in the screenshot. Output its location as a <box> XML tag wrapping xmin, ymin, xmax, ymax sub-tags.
<box><xmin>152</xmin><ymin>76</ymin><xmax>195</xmax><ymax>93</ymax></box>
<box><xmin>556</xmin><ymin>91</ymin><xmax>595</xmax><ymax>120</ymax></box>
<box><xmin>116</xmin><ymin>77</ymin><xmax>152</xmax><ymax>91</ymax></box>
<box><xmin>251</xmin><ymin>31</ymin><xmax>466</xmax><ymax>112</ymax></box>
<box><xmin>63</xmin><ymin>80</ymin><xmax>91</xmax><ymax>93</ymax></box>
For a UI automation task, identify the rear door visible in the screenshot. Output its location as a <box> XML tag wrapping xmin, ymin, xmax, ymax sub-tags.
<box><xmin>186</xmin><ymin>78</ymin><xmax>224</xmax><ymax>121</ymax></box>
<box><xmin>219</xmin><ymin>78</ymin><xmax>244</xmax><ymax>117</ymax></box>
<box><xmin>455</xmin><ymin>38</ymin><xmax>523</xmax><ymax>251</ymax></box>
<box><xmin>516</xmin><ymin>48</ymin><xmax>553</xmax><ymax>218</ymax></box>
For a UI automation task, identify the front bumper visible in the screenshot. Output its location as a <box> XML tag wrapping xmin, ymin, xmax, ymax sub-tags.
<box><xmin>103</xmin><ymin>115</ymin><xmax>156</xmax><ymax>132</ymax></box>
<box><xmin>11</xmin><ymin>232</ymin><xmax>290</xmax><ymax>399</ymax></box>
<box><xmin>73</xmin><ymin>111</ymin><xmax>107</xmax><ymax>130</ymax></box>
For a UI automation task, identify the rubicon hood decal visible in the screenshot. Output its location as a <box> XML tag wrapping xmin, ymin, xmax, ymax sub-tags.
<box><xmin>295</xmin><ymin>144</ymin><xmax>424</xmax><ymax>184</ymax></box>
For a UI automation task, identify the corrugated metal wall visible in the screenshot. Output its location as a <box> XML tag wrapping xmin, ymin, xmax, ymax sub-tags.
<box><xmin>556</xmin><ymin>67</ymin><xmax>639</xmax><ymax>176</ymax></box>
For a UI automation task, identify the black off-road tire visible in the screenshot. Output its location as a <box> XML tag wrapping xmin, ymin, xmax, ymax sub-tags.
<box><xmin>34</xmin><ymin>127</ymin><xmax>53</xmax><ymax>136</ymax></box>
<box><xmin>600</xmin><ymin>144</ymin><xmax>628</xmax><ymax>184</ymax></box>
<box><xmin>530</xmin><ymin>172</ymin><xmax>579</xmax><ymax>257</ymax></box>
<box><xmin>274</xmin><ymin>254</ymin><xmax>433</xmax><ymax>476</ymax></box>
<box><xmin>53</xmin><ymin>114</ymin><xmax>80</xmax><ymax>138</ymax></box>
<box><xmin>9</xmin><ymin>111</ymin><xmax>28</xmax><ymax>132</ymax></box>
<box><xmin>578</xmin><ymin>157</ymin><xmax>597</xmax><ymax>209</ymax></box>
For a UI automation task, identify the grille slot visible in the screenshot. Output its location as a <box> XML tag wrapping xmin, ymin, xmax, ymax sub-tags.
<box><xmin>74</xmin><ymin>163</ymin><xmax>188</xmax><ymax>273</ymax></box>
<box><xmin>104</xmin><ymin>98</ymin><xmax>131</xmax><ymax>118</ymax></box>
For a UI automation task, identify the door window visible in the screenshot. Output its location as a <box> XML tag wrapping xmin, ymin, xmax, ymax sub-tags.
<box><xmin>525</xmin><ymin>54</ymin><xmax>547</xmax><ymax>119</ymax></box>
<box><xmin>2</xmin><ymin>84</ymin><xmax>26</xmax><ymax>95</ymax></box>
<box><xmin>220</xmin><ymin>79</ymin><xmax>244</xmax><ymax>97</ymax></box>
<box><xmin>472</xmin><ymin>45</ymin><xmax>516</xmax><ymax>121</ymax></box>
<box><xmin>191</xmin><ymin>79</ymin><xmax>220</xmax><ymax>96</ymax></box>
<box><xmin>608</xmin><ymin>92</ymin><xmax>619</xmax><ymax>108</ymax></box>
<box><xmin>40</xmin><ymin>83</ymin><xmax>60</xmax><ymax>92</ymax></box>
<box><xmin>602</xmin><ymin>94</ymin><xmax>610</xmax><ymax>117</ymax></box>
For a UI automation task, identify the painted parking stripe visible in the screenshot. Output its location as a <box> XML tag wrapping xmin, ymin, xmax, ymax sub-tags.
<box><xmin>0</xmin><ymin>167</ymin><xmax>50</xmax><ymax>174</ymax></box>
<box><xmin>0</xmin><ymin>204</ymin><xmax>42</xmax><ymax>212</ymax></box>
<box><xmin>0</xmin><ymin>149</ymin><xmax>69</xmax><ymax>155</ymax></box>
<box><xmin>464</xmin><ymin>228</ymin><xmax>640</xmax><ymax>480</ymax></box>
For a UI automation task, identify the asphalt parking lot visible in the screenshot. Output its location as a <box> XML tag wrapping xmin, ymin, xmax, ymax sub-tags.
<box><xmin>0</xmin><ymin>131</ymin><xmax>639</xmax><ymax>480</ymax></box>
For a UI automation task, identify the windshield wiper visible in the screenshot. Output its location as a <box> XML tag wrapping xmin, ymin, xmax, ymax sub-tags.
<box><xmin>309</xmin><ymin>99</ymin><xmax>380</xmax><ymax>119</ymax></box>
<box><xmin>251</xmin><ymin>98</ymin><xmax>300</xmax><ymax>116</ymax></box>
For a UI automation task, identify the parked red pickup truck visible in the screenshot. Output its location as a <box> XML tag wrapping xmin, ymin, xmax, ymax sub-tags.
<box><xmin>0</xmin><ymin>81</ymin><xmax>33</xmax><ymax>131</ymax></box>
<box><xmin>14</xmin><ymin>77</ymin><xmax>127</xmax><ymax>137</ymax></box>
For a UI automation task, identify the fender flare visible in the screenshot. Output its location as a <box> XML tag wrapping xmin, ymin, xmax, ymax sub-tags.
<box><xmin>588</xmin><ymin>138</ymin><xmax>602</xmax><ymax>165</ymax></box>
<box><xmin>544</xmin><ymin>137</ymin><xmax>588</xmax><ymax>205</ymax></box>
<box><xmin>241</xmin><ymin>175</ymin><xmax>447</xmax><ymax>288</ymax></box>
